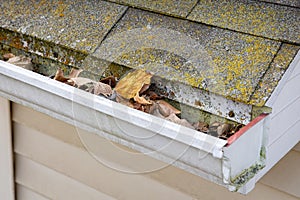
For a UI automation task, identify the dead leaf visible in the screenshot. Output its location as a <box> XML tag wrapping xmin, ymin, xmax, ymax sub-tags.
<box><xmin>231</xmin><ymin>124</ymin><xmax>244</xmax><ymax>133</ymax></box>
<box><xmin>3</xmin><ymin>53</ymin><xmax>15</xmax><ymax>61</ymax></box>
<box><xmin>156</xmin><ymin>100</ymin><xmax>180</xmax><ymax>117</ymax></box>
<box><xmin>217</xmin><ymin>123</ymin><xmax>232</xmax><ymax>136</ymax></box>
<box><xmin>100</xmin><ymin>76</ymin><xmax>116</xmax><ymax>87</ymax></box>
<box><xmin>165</xmin><ymin>113</ymin><xmax>194</xmax><ymax>129</ymax></box>
<box><xmin>132</xmin><ymin>102</ymin><xmax>152</xmax><ymax>113</ymax></box>
<box><xmin>150</xmin><ymin>104</ymin><xmax>165</xmax><ymax>118</ymax></box>
<box><xmin>69</xmin><ymin>77</ymin><xmax>113</xmax><ymax>97</ymax></box>
<box><xmin>90</xmin><ymin>82</ymin><xmax>113</xmax><ymax>97</ymax></box>
<box><xmin>116</xmin><ymin>93</ymin><xmax>134</xmax><ymax>108</ymax></box>
<box><xmin>69</xmin><ymin>68</ymin><xmax>83</xmax><ymax>78</ymax></box>
<box><xmin>54</xmin><ymin>68</ymin><xmax>83</xmax><ymax>85</ymax></box>
<box><xmin>139</xmin><ymin>83</ymin><xmax>150</xmax><ymax>95</ymax></box>
<box><xmin>208</xmin><ymin>122</ymin><xmax>221</xmax><ymax>137</ymax></box>
<box><xmin>114</xmin><ymin>69</ymin><xmax>153</xmax><ymax>99</ymax></box>
<box><xmin>149</xmin><ymin>102</ymin><xmax>165</xmax><ymax>117</ymax></box>
<box><xmin>148</xmin><ymin>100</ymin><xmax>180</xmax><ymax>118</ymax></box>
<box><xmin>134</xmin><ymin>92</ymin><xmax>152</xmax><ymax>105</ymax></box>
<box><xmin>144</xmin><ymin>90</ymin><xmax>160</xmax><ymax>100</ymax></box>
<box><xmin>54</xmin><ymin>68</ymin><xmax>70</xmax><ymax>83</ymax></box>
<box><xmin>69</xmin><ymin>77</ymin><xmax>95</xmax><ymax>87</ymax></box>
<box><xmin>7</xmin><ymin>55</ymin><xmax>33</xmax><ymax>70</ymax></box>
<box><xmin>193</xmin><ymin>122</ymin><xmax>209</xmax><ymax>133</ymax></box>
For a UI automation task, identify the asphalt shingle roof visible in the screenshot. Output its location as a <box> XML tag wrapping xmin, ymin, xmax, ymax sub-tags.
<box><xmin>93</xmin><ymin>8</ymin><xmax>281</xmax><ymax>103</ymax></box>
<box><xmin>188</xmin><ymin>0</ymin><xmax>300</xmax><ymax>44</ymax></box>
<box><xmin>0</xmin><ymin>0</ymin><xmax>299</xmax><ymax>108</ymax></box>
<box><xmin>107</xmin><ymin>0</ymin><xmax>199</xmax><ymax>17</ymax></box>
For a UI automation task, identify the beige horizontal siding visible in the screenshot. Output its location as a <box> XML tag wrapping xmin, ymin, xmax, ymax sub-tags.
<box><xmin>16</xmin><ymin>184</ymin><xmax>49</xmax><ymax>200</ymax></box>
<box><xmin>15</xmin><ymin>154</ymin><xmax>116</xmax><ymax>200</ymax></box>
<box><xmin>293</xmin><ymin>142</ymin><xmax>300</xmax><ymax>152</ymax></box>
<box><xmin>12</xmin><ymin>103</ymin><xmax>83</xmax><ymax>148</ymax></box>
<box><xmin>145</xmin><ymin>162</ymin><xmax>300</xmax><ymax>200</ymax></box>
<box><xmin>12</xmin><ymin>103</ymin><xmax>300</xmax><ymax>200</ymax></box>
<box><xmin>13</xmin><ymin>120</ymin><xmax>193</xmax><ymax>200</ymax></box>
<box><xmin>260</xmin><ymin>150</ymin><xmax>300</xmax><ymax>198</ymax></box>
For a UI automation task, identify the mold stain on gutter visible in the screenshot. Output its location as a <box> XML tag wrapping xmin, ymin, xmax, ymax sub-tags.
<box><xmin>230</xmin><ymin>147</ymin><xmax>267</xmax><ymax>191</ymax></box>
<box><xmin>231</xmin><ymin>163</ymin><xmax>265</xmax><ymax>192</ymax></box>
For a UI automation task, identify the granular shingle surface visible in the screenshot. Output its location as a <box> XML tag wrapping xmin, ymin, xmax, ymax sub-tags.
<box><xmin>0</xmin><ymin>0</ymin><xmax>299</xmax><ymax>107</ymax></box>
<box><xmin>106</xmin><ymin>0</ymin><xmax>198</xmax><ymax>17</ymax></box>
<box><xmin>188</xmin><ymin>0</ymin><xmax>300</xmax><ymax>44</ymax></box>
<box><xmin>249</xmin><ymin>44</ymin><xmax>300</xmax><ymax>105</ymax></box>
<box><xmin>0</xmin><ymin>0</ymin><xmax>127</xmax><ymax>53</ymax></box>
<box><xmin>260</xmin><ymin>0</ymin><xmax>300</xmax><ymax>8</ymax></box>
<box><xmin>93</xmin><ymin>8</ymin><xmax>281</xmax><ymax>103</ymax></box>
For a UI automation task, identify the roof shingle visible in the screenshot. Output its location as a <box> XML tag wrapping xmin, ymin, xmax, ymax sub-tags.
<box><xmin>0</xmin><ymin>0</ymin><xmax>299</xmax><ymax>109</ymax></box>
<box><xmin>0</xmin><ymin>0</ymin><xmax>127</xmax><ymax>53</ymax></box>
<box><xmin>106</xmin><ymin>0</ymin><xmax>198</xmax><ymax>17</ymax></box>
<box><xmin>188</xmin><ymin>0</ymin><xmax>300</xmax><ymax>44</ymax></box>
<box><xmin>93</xmin><ymin>8</ymin><xmax>281</xmax><ymax>103</ymax></box>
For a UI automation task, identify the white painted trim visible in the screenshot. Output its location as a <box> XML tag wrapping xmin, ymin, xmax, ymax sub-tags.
<box><xmin>241</xmin><ymin>48</ymin><xmax>300</xmax><ymax>189</ymax></box>
<box><xmin>0</xmin><ymin>97</ymin><xmax>15</xmax><ymax>200</ymax></box>
<box><xmin>256</xmin><ymin>118</ymin><xmax>300</xmax><ymax>181</ymax></box>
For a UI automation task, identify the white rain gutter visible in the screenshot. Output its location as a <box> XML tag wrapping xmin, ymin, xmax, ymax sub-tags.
<box><xmin>0</xmin><ymin>61</ymin><xmax>269</xmax><ymax>193</ymax></box>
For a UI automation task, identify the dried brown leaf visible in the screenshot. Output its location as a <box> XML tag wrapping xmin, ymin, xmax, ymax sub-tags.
<box><xmin>54</xmin><ymin>68</ymin><xmax>70</xmax><ymax>83</ymax></box>
<box><xmin>165</xmin><ymin>113</ymin><xmax>194</xmax><ymax>129</ymax></box>
<box><xmin>132</xmin><ymin>102</ymin><xmax>152</xmax><ymax>113</ymax></box>
<box><xmin>217</xmin><ymin>123</ymin><xmax>232</xmax><ymax>136</ymax></box>
<box><xmin>115</xmin><ymin>69</ymin><xmax>153</xmax><ymax>99</ymax></box>
<box><xmin>116</xmin><ymin>94</ymin><xmax>134</xmax><ymax>108</ymax></box>
<box><xmin>142</xmin><ymin>104</ymin><xmax>152</xmax><ymax>113</ymax></box>
<box><xmin>69</xmin><ymin>77</ymin><xmax>113</xmax><ymax>97</ymax></box>
<box><xmin>148</xmin><ymin>102</ymin><xmax>163</xmax><ymax>118</ymax></box>
<box><xmin>152</xmin><ymin>108</ymin><xmax>165</xmax><ymax>118</ymax></box>
<box><xmin>3</xmin><ymin>53</ymin><xmax>15</xmax><ymax>61</ymax></box>
<box><xmin>145</xmin><ymin>91</ymin><xmax>160</xmax><ymax>100</ymax></box>
<box><xmin>7</xmin><ymin>55</ymin><xmax>33</xmax><ymax>70</ymax></box>
<box><xmin>149</xmin><ymin>102</ymin><xmax>158</xmax><ymax>114</ymax></box>
<box><xmin>156</xmin><ymin>100</ymin><xmax>180</xmax><ymax>117</ymax></box>
<box><xmin>134</xmin><ymin>92</ymin><xmax>152</xmax><ymax>105</ymax></box>
<box><xmin>91</xmin><ymin>82</ymin><xmax>113</xmax><ymax>97</ymax></box>
<box><xmin>139</xmin><ymin>83</ymin><xmax>150</xmax><ymax>95</ymax></box>
<box><xmin>193</xmin><ymin>122</ymin><xmax>209</xmax><ymax>133</ymax></box>
<box><xmin>70</xmin><ymin>77</ymin><xmax>95</xmax><ymax>87</ymax></box>
<box><xmin>54</xmin><ymin>68</ymin><xmax>83</xmax><ymax>85</ymax></box>
<box><xmin>68</xmin><ymin>68</ymin><xmax>83</xmax><ymax>78</ymax></box>
<box><xmin>100</xmin><ymin>76</ymin><xmax>116</xmax><ymax>87</ymax></box>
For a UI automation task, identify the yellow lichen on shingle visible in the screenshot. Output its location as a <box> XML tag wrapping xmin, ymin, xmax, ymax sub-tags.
<box><xmin>1</xmin><ymin>0</ymin><xmax>299</xmax><ymax>109</ymax></box>
<box><xmin>107</xmin><ymin>0</ymin><xmax>198</xmax><ymax>17</ymax></box>
<box><xmin>0</xmin><ymin>0</ymin><xmax>127</xmax><ymax>53</ymax></box>
<box><xmin>249</xmin><ymin>44</ymin><xmax>300</xmax><ymax>106</ymax></box>
<box><xmin>198</xmin><ymin>36</ymin><xmax>280</xmax><ymax>103</ymax></box>
<box><xmin>188</xmin><ymin>0</ymin><xmax>300</xmax><ymax>44</ymax></box>
<box><xmin>93</xmin><ymin>8</ymin><xmax>281</xmax><ymax>104</ymax></box>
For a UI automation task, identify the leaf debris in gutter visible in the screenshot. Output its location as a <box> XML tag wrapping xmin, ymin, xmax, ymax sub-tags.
<box><xmin>4</xmin><ymin>53</ymin><xmax>33</xmax><ymax>71</ymax></box>
<box><xmin>2</xmin><ymin>53</ymin><xmax>244</xmax><ymax>140</ymax></box>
